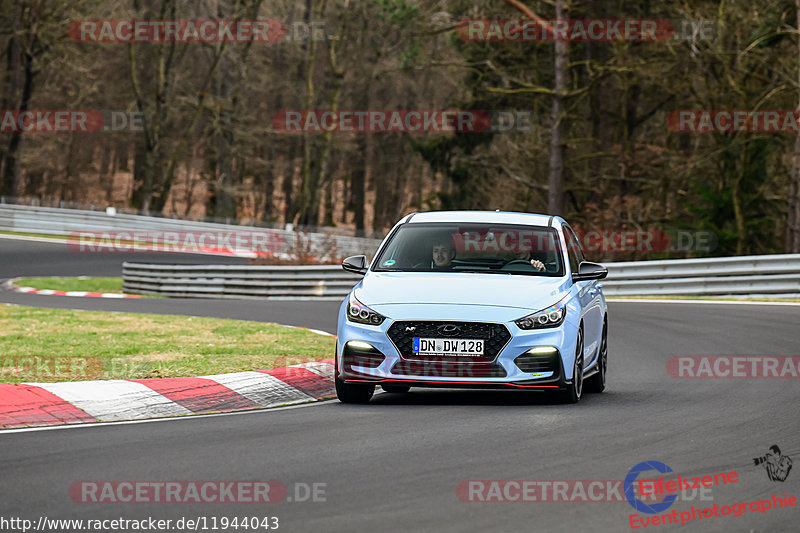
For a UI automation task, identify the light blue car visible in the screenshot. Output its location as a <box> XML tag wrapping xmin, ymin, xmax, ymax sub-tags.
<box><xmin>335</xmin><ymin>211</ymin><xmax>608</xmax><ymax>404</ymax></box>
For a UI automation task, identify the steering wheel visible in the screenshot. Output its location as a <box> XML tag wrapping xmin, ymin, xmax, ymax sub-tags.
<box><xmin>503</xmin><ymin>259</ymin><xmax>547</xmax><ymax>272</ymax></box>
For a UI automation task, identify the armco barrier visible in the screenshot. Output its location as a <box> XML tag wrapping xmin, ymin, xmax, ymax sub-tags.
<box><xmin>122</xmin><ymin>254</ymin><xmax>800</xmax><ymax>299</ymax></box>
<box><xmin>603</xmin><ymin>254</ymin><xmax>800</xmax><ymax>296</ymax></box>
<box><xmin>123</xmin><ymin>263</ymin><xmax>362</xmax><ymax>300</ymax></box>
<box><xmin>0</xmin><ymin>203</ymin><xmax>383</xmax><ymax>259</ymax></box>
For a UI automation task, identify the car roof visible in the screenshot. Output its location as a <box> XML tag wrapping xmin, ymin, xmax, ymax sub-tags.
<box><xmin>402</xmin><ymin>210</ymin><xmax>558</xmax><ymax>227</ymax></box>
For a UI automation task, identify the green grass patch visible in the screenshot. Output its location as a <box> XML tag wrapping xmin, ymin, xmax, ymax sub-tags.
<box><xmin>0</xmin><ymin>304</ymin><xmax>335</xmax><ymax>383</ymax></box>
<box><xmin>0</xmin><ymin>230</ymin><xmax>70</xmax><ymax>240</ymax></box>
<box><xmin>15</xmin><ymin>277</ymin><xmax>125</xmax><ymax>294</ymax></box>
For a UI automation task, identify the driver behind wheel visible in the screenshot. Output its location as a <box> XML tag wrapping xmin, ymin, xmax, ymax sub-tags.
<box><xmin>510</xmin><ymin>250</ymin><xmax>546</xmax><ymax>272</ymax></box>
<box><xmin>431</xmin><ymin>238</ymin><xmax>456</xmax><ymax>269</ymax></box>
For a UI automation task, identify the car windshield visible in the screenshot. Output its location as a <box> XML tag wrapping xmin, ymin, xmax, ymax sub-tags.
<box><xmin>372</xmin><ymin>222</ymin><xmax>564</xmax><ymax>276</ymax></box>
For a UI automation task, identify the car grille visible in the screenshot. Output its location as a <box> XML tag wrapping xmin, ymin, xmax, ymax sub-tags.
<box><xmin>391</xmin><ymin>360</ymin><xmax>507</xmax><ymax>378</ymax></box>
<box><xmin>386</xmin><ymin>321</ymin><xmax>511</xmax><ymax>362</ymax></box>
<box><xmin>514</xmin><ymin>350</ymin><xmax>560</xmax><ymax>373</ymax></box>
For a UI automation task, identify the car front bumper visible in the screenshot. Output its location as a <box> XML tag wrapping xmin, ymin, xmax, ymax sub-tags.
<box><xmin>336</xmin><ymin>301</ymin><xmax>581</xmax><ymax>390</ymax></box>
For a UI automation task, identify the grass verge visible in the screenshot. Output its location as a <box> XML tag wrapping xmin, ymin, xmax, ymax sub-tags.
<box><xmin>0</xmin><ymin>230</ymin><xmax>69</xmax><ymax>240</ymax></box>
<box><xmin>0</xmin><ymin>304</ymin><xmax>335</xmax><ymax>383</ymax></box>
<box><xmin>15</xmin><ymin>277</ymin><xmax>126</xmax><ymax>294</ymax></box>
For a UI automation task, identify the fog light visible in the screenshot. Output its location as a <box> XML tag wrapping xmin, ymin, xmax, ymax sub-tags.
<box><xmin>525</xmin><ymin>346</ymin><xmax>558</xmax><ymax>355</ymax></box>
<box><xmin>346</xmin><ymin>340</ymin><xmax>376</xmax><ymax>351</ymax></box>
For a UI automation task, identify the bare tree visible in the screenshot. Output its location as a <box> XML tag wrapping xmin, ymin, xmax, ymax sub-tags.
<box><xmin>789</xmin><ymin>0</ymin><xmax>800</xmax><ymax>252</ymax></box>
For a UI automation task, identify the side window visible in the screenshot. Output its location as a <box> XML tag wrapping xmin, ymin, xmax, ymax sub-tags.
<box><xmin>563</xmin><ymin>227</ymin><xmax>585</xmax><ymax>275</ymax></box>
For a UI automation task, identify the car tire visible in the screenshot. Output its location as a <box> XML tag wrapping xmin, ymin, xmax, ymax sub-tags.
<box><xmin>585</xmin><ymin>319</ymin><xmax>607</xmax><ymax>394</ymax></box>
<box><xmin>561</xmin><ymin>327</ymin><xmax>584</xmax><ymax>404</ymax></box>
<box><xmin>381</xmin><ymin>384</ymin><xmax>411</xmax><ymax>393</ymax></box>
<box><xmin>335</xmin><ymin>377</ymin><xmax>375</xmax><ymax>404</ymax></box>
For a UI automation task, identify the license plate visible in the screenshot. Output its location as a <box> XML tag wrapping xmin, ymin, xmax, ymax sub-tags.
<box><xmin>412</xmin><ymin>338</ymin><xmax>484</xmax><ymax>356</ymax></box>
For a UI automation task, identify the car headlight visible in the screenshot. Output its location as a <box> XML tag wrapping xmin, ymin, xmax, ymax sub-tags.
<box><xmin>515</xmin><ymin>300</ymin><xmax>567</xmax><ymax>329</ymax></box>
<box><xmin>346</xmin><ymin>293</ymin><xmax>386</xmax><ymax>325</ymax></box>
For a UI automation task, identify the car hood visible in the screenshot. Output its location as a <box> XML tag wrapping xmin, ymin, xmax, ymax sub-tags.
<box><xmin>355</xmin><ymin>272</ymin><xmax>569</xmax><ymax>312</ymax></box>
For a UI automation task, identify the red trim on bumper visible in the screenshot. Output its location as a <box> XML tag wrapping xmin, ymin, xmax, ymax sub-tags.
<box><xmin>344</xmin><ymin>378</ymin><xmax>559</xmax><ymax>389</ymax></box>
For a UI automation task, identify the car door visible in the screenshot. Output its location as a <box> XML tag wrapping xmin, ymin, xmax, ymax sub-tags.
<box><xmin>563</xmin><ymin>225</ymin><xmax>603</xmax><ymax>364</ymax></box>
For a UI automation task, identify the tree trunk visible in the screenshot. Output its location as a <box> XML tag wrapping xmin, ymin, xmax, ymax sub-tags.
<box><xmin>303</xmin><ymin>33</ymin><xmax>343</xmax><ymax>226</ymax></box>
<box><xmin>733</xmin><ymin>149</ymin><xmax>747</xmax><ymax>255</ymax></box>
<box><xmin>1</xmin><ymin>27</ymin><xmax>35</xmax><ymax>200</ymax></box>
<box><xmin>351</xmin><ymin>136</ymin><xmax>366</xmax><ymax>231</ymax></box>
<box><xmin>207</xmin><ymin>51</ymin><xmax>237</xmax><ymax>219</ymax></box>
<box><xmin>547</xmin><ymin>0</ymin><xmax>568</xmax><ymax>215</ymax></box>
<box><xmin>290</xmin><ymin>0</ymin><xmax>319</xmax><ymax>224</ymax></box>
<box><xmin>789</xmin><ymin>0</ymin><xmax>800</xmax><ymax>252</ymax></box>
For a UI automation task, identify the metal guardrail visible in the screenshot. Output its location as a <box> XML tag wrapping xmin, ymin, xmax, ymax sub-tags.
<box><xmin>0</xmin><ymin>195</ymin><xmax>387</xmax><ymax>239</ymax></box>
<box><xmin>11</xmin><ymin>202</ymin><xmax>796</xmax><ymax>298</ymax></box>
<box><xmin>123</xmin><ymin>263</ymin><xmax>362</xmax><ymax>300</ymax></box>
<box><xmin>123</xmin><ymin>254</ymin><xmax>800</xmax><ymax>299</ymax></box>
<box><xmin>0</xmin><ymin>203</ymin><xmax>383</xmax><ymax>259</ymax></box>
<box><xmin>603</xmin><ymin>254</ymin><xmax>800</xmax><ymax>296</ymax></box>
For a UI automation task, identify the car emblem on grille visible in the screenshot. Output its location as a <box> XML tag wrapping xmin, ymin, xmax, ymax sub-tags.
<box><xmin>405</xmin><ymin>326</ymin><xmax>416</xmax><ymax>332</ymax></box>
<box><xmin>437</xmin><ymin>324</ymin><xmax>461</xmax><ymax>336</ymax></box>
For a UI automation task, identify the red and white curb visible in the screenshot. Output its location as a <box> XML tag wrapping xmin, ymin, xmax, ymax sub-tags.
<box><xmin>3</xmin><ymin>278</ymin><xmax>143</xmax><ymax>299</ymax></box>
<box><xmin>0</xmin><ymin>359</ymin><xmax>335</xmax><ymax>429</ymax></box>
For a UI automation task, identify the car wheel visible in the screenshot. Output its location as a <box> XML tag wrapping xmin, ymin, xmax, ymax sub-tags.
<box><xmin>335</xmin><ymin>377</ymin><xmax>375</xmax><ymax>404</ymax></box>
<box><xmin>381</xmin><ymin>384</ymin><xmax>411</xmax><ymax>393</ymax></box>
<box><xmin>561</xmin><ymin>327</ymin><xmax>584</xmax><ymax>404</ymax></box>
<box><xmin>585</xmin><ymin>319</ymin><xmax>607</xmax><ymax>393</ymax></box>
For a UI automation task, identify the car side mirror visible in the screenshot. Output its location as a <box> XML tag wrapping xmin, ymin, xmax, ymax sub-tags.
<box><xmin>572</xmin><ymin>261</ymin><xmax>608</xmax><ymax>282</ymax></box>
<box><xmin>342</xmin><ymin>255</ymin><xmax>368</xmax><ymax>275</ymax></box>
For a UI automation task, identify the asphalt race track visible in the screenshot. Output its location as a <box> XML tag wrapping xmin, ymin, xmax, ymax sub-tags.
<box><xmin>0</xmin><ymin>237</ymin><xmax>337</xmax><ymax>332</ymax></box>
<box><xmin>0</xmin><ymin>237</ymin><xmax>250</xmax><ymax>277</ymax></box>
<box><xmin>1</xmin><ymin>238</ymin><xmax>799</xmax><ymax>532</ymax></box>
